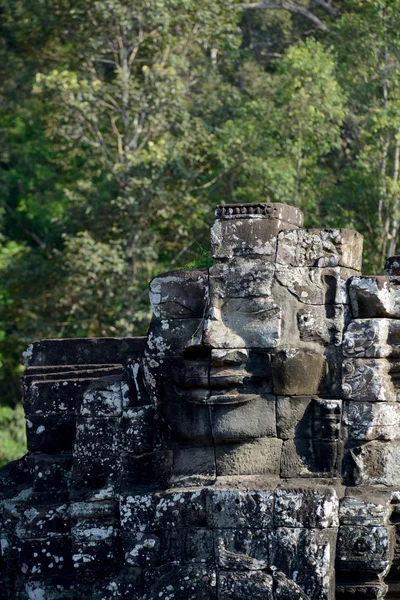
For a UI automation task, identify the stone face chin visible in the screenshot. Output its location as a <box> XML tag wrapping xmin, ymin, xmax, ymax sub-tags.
<box><xmin>5</xmin><ymin>202</ymin><xmax>400</xmax><ymax>599</ymax></box>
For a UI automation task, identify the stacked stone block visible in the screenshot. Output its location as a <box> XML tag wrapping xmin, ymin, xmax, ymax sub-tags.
<box><xmin>1</xmin><ymin>337</ymin><xmax>144</xmax><ymax>599</ymax></box>
<box><xmin>342</xmin><ymin>261</ymin><xmax>400</xmax><ymax>487</ymax></box>
<box><xmin>116</xmin><ymin>484</ymin><xmax>339</xmax><ymax>599</ymax></box>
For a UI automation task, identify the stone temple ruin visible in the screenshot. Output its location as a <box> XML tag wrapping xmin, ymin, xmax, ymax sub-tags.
<box><xmin>2</xmin><ymin>202</ymin><xmax>400</xmax><ymax>599</ymax></box>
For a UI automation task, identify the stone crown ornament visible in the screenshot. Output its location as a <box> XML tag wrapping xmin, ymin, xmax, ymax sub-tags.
<box><xmin>1</xmin><ymin>202</ymin><xmax>399</xmax><ymax>599</ymax></box>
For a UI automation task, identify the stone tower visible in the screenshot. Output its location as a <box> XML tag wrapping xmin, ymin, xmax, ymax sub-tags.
<box><xmin>1</xmin><ymin>202</ymin><xmax>400</xmax><ymax>599</ymax></box>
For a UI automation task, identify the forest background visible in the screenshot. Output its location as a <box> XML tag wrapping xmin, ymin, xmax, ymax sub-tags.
<box><xmin>0</xmin><ymin>0</ymin><xmax>399</xmax><ymax>464</ymax></box>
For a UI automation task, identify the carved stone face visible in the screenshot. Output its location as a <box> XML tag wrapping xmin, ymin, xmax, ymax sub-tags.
<box><xmin>142</xmin><ymin>204</ymin><xmax>363</xmax><ymax>462</ymax></box>
<box><xmin>143</xmin><ymin>267</ymin><xmax>277</xmax><ymax>446</ymax></box>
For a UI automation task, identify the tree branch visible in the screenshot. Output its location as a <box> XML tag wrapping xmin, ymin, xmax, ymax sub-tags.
<box><xmin>239</xmin><ymin>2</ymin><xmax>328</xmax><ymax>30</ymax></box>
<box><xmin>4</xmin><ymin>202</ymin><xmax>46</xmax><ymax>248</ymax></box>
<box><xmin>311</xmin><ymin>0</ymin><xmax>338</xmax><ymax>18</ymax></box>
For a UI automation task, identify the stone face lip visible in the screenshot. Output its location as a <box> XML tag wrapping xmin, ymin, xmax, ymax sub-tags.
<box><xmin>215</xmin><ymin>202</ymin><xmax>304</xmax><ymax>227</ymax></box>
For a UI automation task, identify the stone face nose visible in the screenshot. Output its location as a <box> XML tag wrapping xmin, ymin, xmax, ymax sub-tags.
<box><xmin>202</xmin><ymin>303</ymin><xmax>246</xmax><ymax>350</ymax></box>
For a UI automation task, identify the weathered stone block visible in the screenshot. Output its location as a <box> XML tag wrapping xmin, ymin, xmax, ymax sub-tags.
<box><xmin>211</xmin><ymin>348</ymin><xmax>249</xmax><ymax>366</ymax></box>
<box><xmin>160</xmin><ymin>401</ymin><xmax>213</xmax><ymax>444</ymax></box>
<box><xmin>296</xmin><ymin>304</ymin><xmax>351</xmax><ymax>346</ymax></box>
<box><xmin>211</xmin><ymin>348</ymin><xmax>273</xmax><ymax>388</ymax></box>
<box><xmin>275</xmin><ymin>265</ymin><xmax>355</xmax><ymax>305</ymax></box>
<box><xmin>215</xmin><ymin>202</ymin><xmax>304</xmax><ymax>225</ymax></box>
<box><xmin>171</xmin><ymin>446</ymin><xmax>216</xmax><ymax>487</ymax></box>
<box><xmin>210</xmin><ymin>258</ymin><xmax>274</xmax><ymax>298</ymax></box>
<box><xmin>149</xmin><ymin>269</ymin><xmax>208</xmax><ymax>319</ymax></box>
<box><xmin>276</xmin><ymin>396</ymin><xmax>313</xmax><ymax>439</ymax></box>
<box><xmin>72</xmin><ymin>538</ymin><xmax>119</xmax><ymax>576</ymax></box>
<box><xmin>16</xmin><ymin>504</ymin><xmax>70</xmax><ymax>539</ymax></box>
<box><xmin>75</xmin><ymin>417</ymin><xmax>119</xmax><ymax>464</ymax></box>
<box><xmin>350</xmin><ymin>275</ymin><xmax>400</xmax><ymax>318</ymax></box>
<box><xmin>18</xmin><ymin>535</ymin><xmax>73</xmax><ymax>576</ymax></box>
<box><xmin>336</xmin><ymin>525</ymin><xmax>393</xmax><ymax>573</ymax></box>
<box><xmin>343</xmin><ymin>401</ymin><xmax>400</xmax><ymax>442</ymax></box>
<box><xmin>72</xmin><ymin>519</ymin><xmax>116</xmax><ymax>543</ymax></box>
<box><xmin>119</xmin><ymin>450</ymin><xmax>173</xmax><ymax>489</ymax></box>
<box><xmin>21</xmin><ymin>337</ymin><xmax>146</xmax><ymax>367</ymax></box>
<box><xmin>122</xmin><ymin>530</ymin><xmax>160</xmax><ymax>567</ymax></box>
<box><xmin>120</xmin><ymin>406</ymin><xmax>155</xmax><ymax>453</ymax></box>
<box><xmin>324</xmin><ymin>345</ymin><xmax>344</xmax><ymax>397</ymax></box>
<box><xmin>145</xmin><ymin>317</ymin><xmax>203</xmax><ymax>359</ymax></box>
<box><xmin>280</xmin><ymin>439</ymin><xmax>342</xmax><ymax>478</ymax></box>
<box><xmin>23</xmin><ymin>378</ymin><xmax>83</xmax><ymax>415</ymax></box>
<box><xmin>15</xmin><ymin>581</ymin><xmax>76</xmax><ymax>600</ymax></box>
<box><xmin>343</xmin><ymin>318</ymin><xmax>400</xmax><ymax>358</ymax></box>
<box><xmin>120</xmin><ymin>493</ymin><xmax>156</xmax><ymax>531</ymax></box>
<box><xmin>124</xmin><ymin>358</ymin><xmax>151</xmax><ymax>407</ymax></box>
<box><xmin>73</xmin><ymin>417</ymin><xmax>120</xmax><ymax>488</ymax></box>
<box><xmin>336</xmin><ymin>582</ymin><xmax>388</xmax><ymax>600</ymax></box>
<box><xmin>276</xmin><ymin>228</ymin><xmax>363</xmax><ymax>270</ymax></box>
<box><xmin>342</xmin><ymin>358</ymin><xmax>394</xmax><ymax>401</ymax></box>
<box><xmin>206</xmin><ymin>489</ymin><xmax>274</xmax><ymax>529</ymax></box>
<box><xmin>385</xmin><ymin>255</ymin><xmax>400</xmax><ymax>276</ymax></box>
<box><xmin>215</xmin><ymin>528</ymin><xmax>270</xmax><ymax>569</ymax></box>
<box><xmin>215</xmin><ymin>438</ymin><xmax>282</xmax><ymax>476</ymax></box>
<box><xmin>218</xmin><ymin>570</ymin><xmax>274</xmax><ymax>599</ymax></box>
<box><xmin>160</xmin><ymin>527</ymin><xmax>214</xmax><ymax>565</ymax></box>
<box><xmin>339</xmin><ymin>495</ymin><xmax>392</xmax><ymax>526</ymax></box>
<box><xmin>120</xmin><ymin>491</ymin><xmax>207</xmax><ymax>532</ymax></box>
<box><xmin>211</xmin><ymin>208</ymin><xmax>301</xmax><ymax>259</ymax></box>
<box><xmin>273</xmin><ymin>571</ymin><xmax>310</xmax><ymax>599</ymax></box>
<box><xmin>344</xmin><ymin>441</ymin><xmax>400</xmax><ymax>486</ymax></box>
<box><xmin>81</xmin><ymin>377</ymin><xmax>122</xmax><ymax>417</ymax></box>
<box><xmin>71</xmin><ymin>507</ymin><xmax>120</xmax><ymax>577</ymax></box>
<box><xmin>274</xmin><ymin>486</ymin><xmax>339</xmax><ymax>529</ymax></box>
<box><xmin>269</xmin><ymin>527</ymin><xmax>337</xmax><ymax>600</ymax></box>
<box><xmin>142</xmin><ymin>565</ymin><xmax>217</xmax><ymax>600</ymax></box>
<box><xmin>26</xmin><ymin>453</ymin><xmax>72</xmax><ymax>495</ymax></box>
<box><xmin>26</xmin><ymin>412</ymin><xmax>75</xmax><ymax>453</ymax></box>
<box><xmin>277</xmin><ymin>397</ymin><xmax>341</xmax><ymax>441</ymax></box>
<box><xmin>76</xmin><ymin>579</ymin><xmax>124</xmax><ymax>600</ymax></box>
<box><xmin>71</xmin><ymin>500</ymin><xmax>117</xmax><ymax>520</ymax></box>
